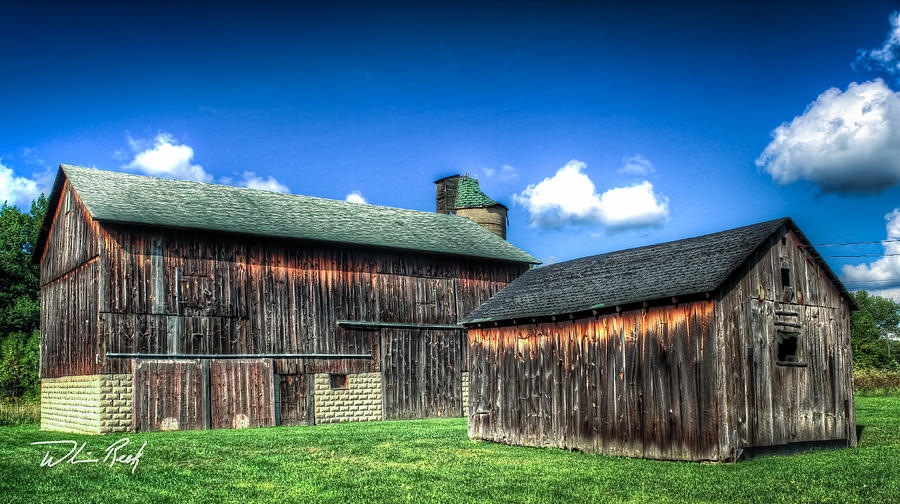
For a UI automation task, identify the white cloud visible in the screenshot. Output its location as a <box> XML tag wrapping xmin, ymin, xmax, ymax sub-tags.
<box><xmin>345</xmin><ymin>191</ymin><xmax>368</xmax><ymax>204</ymax></box>
<box><xmin>235</xmin><ymin>171</ymin><xmax>289</xmax><ymax>193</ymax></box>
<box><xmin>482</xmin><ymin>164</ymin><xmax>519</xmax><ymax>181</ymax></box>
<box><xmin>0</xmin><ymin>160</ymin><xmax>43</xmax><ymax>209</ymax></box>
<box><xmin>756</xmin><ymin>79</ymin><xmax>900</xmax><ymax>193</ymax></box>
<box><xmin>123</xmin><ymin>133</ymin><xmax>213</xmax><ymax>182</ymax></box>
<box><xmin>513</xmin><ymin>160</ymin><xmax>669</xmax><ymax>231</ymax></box>
<box><xmin>854</xmin><ymin>12</ymin><xmax>900</xmax><ymax>78</ymax></box>
<box><xmin>123</xmin><ymin>133</ymin><xmax>288</xmax><ymax>192</ymax></box>
<box><xmin>619</xmin><ymin>154</ymin><xmax>655</xmax><ymax>175</ymax></box>
<box><xmin>870</xmin><ymin>287</ymin><xmax>900</xmax><ymax>303</ymax></box>
<box><xmin>598</xmin><ymin>181</ymin><xmax>670</xmax><ymax>230</ymax></box>
<box><xmin>842</xmin><ymin>208</ymin><xmax>900</xmax><ymax>290</ymax></box>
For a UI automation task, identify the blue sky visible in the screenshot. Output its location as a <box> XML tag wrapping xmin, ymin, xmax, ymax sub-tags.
<box><xmin>2</xmin><ymin>1</ymin><xmax>900</xmax><ymax>297</ymax></box>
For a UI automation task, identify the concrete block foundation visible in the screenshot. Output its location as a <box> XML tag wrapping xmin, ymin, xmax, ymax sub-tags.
<box><xmin>41</xmin><ymin>374</ymin><xmax>132</xmax><ymax>434</ymax></box>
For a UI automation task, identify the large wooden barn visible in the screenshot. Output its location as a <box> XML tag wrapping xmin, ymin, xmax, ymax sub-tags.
<box><xmin>462</xmin><ymin>218</ymin><xmax>858</xmax><ymax>461</ymax></box>
<box><xmin>35</xmin><ymin>165</ymin><xmax>538</xmax><ymax>434</ymax></box>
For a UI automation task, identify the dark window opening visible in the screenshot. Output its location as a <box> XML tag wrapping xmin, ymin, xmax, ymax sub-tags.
<box><xmin>780</xmin><ymin>267</ymin><xmax>791</xmax><ymax>288</ymax></box>
<box><xmin>776</xmin><ymin>331</ymin><xmax>799</xmax><ymax>364</ymax></box>
<box><xmin>781</xmin><ymin>236</ymin><xmax>787</xmax><ymax>246</ymax></box>
<box><xmin>329</xmin><ymin>374</ymin><xmax>348</xmax><ymax>390</ymax></box>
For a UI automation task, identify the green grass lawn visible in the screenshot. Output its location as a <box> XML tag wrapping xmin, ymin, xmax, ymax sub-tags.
<box><xmin>1</xmin><ymin>396</ymin><xmax>898</xmax><ymax>504</ymax></box>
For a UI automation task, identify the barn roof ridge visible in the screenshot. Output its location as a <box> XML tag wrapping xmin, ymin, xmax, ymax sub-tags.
<box><xmin>462</xmin><ymin>217</ymin><xmax>856</xmax><ymax>324</ymax></box>
<box><xmin>34</xmin><ymin>164</ymin><xmax>540</xmax><ymax>265</ymax></box>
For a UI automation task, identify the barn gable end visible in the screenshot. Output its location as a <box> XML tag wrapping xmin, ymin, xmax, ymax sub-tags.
<box><xmin>39</xmin><ymin>176</ymin><xmax>101</xmax><ymax>378</ymax></box>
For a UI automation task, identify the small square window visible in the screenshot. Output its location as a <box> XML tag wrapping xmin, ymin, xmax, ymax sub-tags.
<box><xmin>780</xmin><ymin>267</ymin><xmax>791</xmax><ymax>288</ymax></box>
<box><xmin>329</xmin><ymin>374</ymin><xmax>348</xmax><ymax>390</ymax></box>
<box><xmin>776</xmin><ymin>331</ymin><xmax>799</xmax><ymax>364</ymax></box>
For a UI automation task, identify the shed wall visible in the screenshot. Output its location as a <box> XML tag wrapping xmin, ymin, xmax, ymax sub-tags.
<box><xmin>467</xmin><ymin>300</ymin><xmax>721</xmax><ymax>461</ymax></box>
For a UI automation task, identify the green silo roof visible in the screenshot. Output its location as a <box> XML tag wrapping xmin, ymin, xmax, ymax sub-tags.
<box><xmin>454</xmin><ymin>176</ymin><xmax>504</xmax><ymax>209</ymax></box>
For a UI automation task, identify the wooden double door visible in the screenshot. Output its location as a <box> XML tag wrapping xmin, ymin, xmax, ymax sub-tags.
<box><xmin>380</xmin><ymin>328</ymin><xmax>466</xmax><ymax>420</ymax></box>
<box><xmin>132</xmin><ymin>359</ymin><xmax>276</xmax><ymax>431</ymax></box>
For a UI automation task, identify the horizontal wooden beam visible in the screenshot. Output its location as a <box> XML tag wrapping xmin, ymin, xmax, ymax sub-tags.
<box><xmin>106</xmin><ymin>353</ymin><xmax>373</xmax><ymax>360</ymax></box>
<box><xmin>337</xmin><ymin>320</ymin><xmax>464</xmax><ymax>331</ymax></box>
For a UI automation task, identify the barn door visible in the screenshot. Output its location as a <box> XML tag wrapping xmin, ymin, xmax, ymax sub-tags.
<box><xmin>275</xmin><ymin>374</ymin><xmax>315</xmax><ymax>426</ymax></box>
<box><xmin>132</xmin><ymin>359</ymin><xmax>207</xmax><ymax>431</ymax></box>
<box><xmin>381</xmin><ymin>328</ymin><xmax>464</xmax><ymax>420</ymax></box>
<box><xmin>208</xmin><ymin>359</ymin><xmax>276</xmax><ymax>429</ymax></box>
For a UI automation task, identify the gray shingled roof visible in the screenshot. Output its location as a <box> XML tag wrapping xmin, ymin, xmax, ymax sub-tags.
<box><xmin>38</xmin><ymin>165</ymin><xmax>539</xmax><ymax>264</ymax></box>
<box><xmin>462</xmin><ymin>218</ymin><xmax>854</xmax><ymax>324</ymax></box>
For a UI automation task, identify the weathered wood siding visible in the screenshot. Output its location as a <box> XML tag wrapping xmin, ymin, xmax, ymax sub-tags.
<box><xmin>715</xmin><ymin>227</ymin><xmax>856</xmax><ymax>454</ymax></box>
<box><xmin>209</xmin><ymin>359</ymin><xmax>275</xmax><ymax>429</ymax></box>
<box><xmin>468</xmin><ymin>300</ymin><xmax>720</xmax><ymax>461</ymax></box>
<box><xmin>91</xmin><ymin>222</ymin><xmax>523</xmax><ymax>426</ymax></box>
<box><xmin>132</xmin><ymin>360</ymin><xmax>206</xmax><ymax>431</ymax></box>
<box><xmin>381</xmin><ymin>328</ymin><xmax>464</xmax><ymax>419</ymax></box>
<box><xmin>40</xmin><ymin>181</ymin><xmax>101</xmax><ymax>378</ymax></box>
<box><xmin>96</xmin><ymin>224</ymin><xmax>522</xmax><ymax>374</ymax></box>
<box><xmin>276</xmin><ymin>374</ymin><xmax>312</xmax><ymax>426</ymax></box>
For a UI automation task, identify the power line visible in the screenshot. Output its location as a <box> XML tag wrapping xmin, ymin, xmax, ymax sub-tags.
<box><xmin>824</xmin><ymin>253</ymin><xmax>900</xmax><ymax>258</ymax></box>
<box><xmin>812</xmin><ymin>238</ymin><xmax>900</xmax><ymax>247</ymax></box>
<box><xmin>842</xmin><ymin>279</ymin><xmax>900</xmax><ymax>285</ymax></box>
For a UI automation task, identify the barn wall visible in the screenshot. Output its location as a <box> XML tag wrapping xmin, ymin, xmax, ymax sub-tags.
<box><xmin>715</xmin><ymin>227</ymin><xmax>856</xmax><ymax>455</ymax></box>
<box><xmin>467</xmin><ymin>300</ymin><xmax>721</xmax><ymax>461</ymax></box>
<box><xmin>92</xmin><ymin>223</ymin><xmax>525</xmax><ymax>430</ymax></box>
<box><xmin>97</xmin><ymin>224</ymin><xmax>523</xmax><ymax>375</ymax></box>
<box><xmin>39</xmin><ymin>180</ymin><xmax>101</xmax><ymax>378</ymax></box>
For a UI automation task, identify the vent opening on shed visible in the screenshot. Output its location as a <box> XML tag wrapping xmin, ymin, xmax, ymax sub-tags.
<box><xmin>777</xmin><ymin>331</ymin><xmax>799</xmax><ymax>364</ymax></box>
<box><xmin>780</xmin><ymin>267</ymin><xmax>792</xmax><ymax>288</ymax></box>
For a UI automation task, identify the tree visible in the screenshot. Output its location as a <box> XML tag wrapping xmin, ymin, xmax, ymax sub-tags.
<box><xmin>850</xmin><ymin>290</ymin><xmax>900</xmax><ymax>369</ymax></box>
<box><xmin>0</xmin><ymin>196</ymin><xmax>46</xmax><ymax>400</ymax></box>
<box><xmin>0</xmin><ymin>330</ymin><xmax>40</xmax><ymax>402</ymax></box>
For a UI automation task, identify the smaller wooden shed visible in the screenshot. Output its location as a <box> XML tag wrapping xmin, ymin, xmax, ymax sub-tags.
<box><xmin>462</xmin><ymin>218</ymin><xmax>857</xmax><ymax>461</ymax></box>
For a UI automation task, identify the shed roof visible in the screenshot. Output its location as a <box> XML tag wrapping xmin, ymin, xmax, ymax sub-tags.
<box><xmin>462</xmin><ymin>217</ymin><xmax>855</xmax><ymax>324</ymax></box>
<box><xmin>35</xmin><ymin>165</ymin><xmax>539</xmax><ymax>264</ymax></box>
<box><xmin>454</xmin><ymin>176</ymin><xmax>504</xmax><ymax>209</ymax></box>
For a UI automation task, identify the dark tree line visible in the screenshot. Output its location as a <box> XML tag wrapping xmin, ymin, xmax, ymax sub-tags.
<box><xmin>0</xmin><ymin>196</ymin><xmax>46</xmax><ymax>401</ymax></box>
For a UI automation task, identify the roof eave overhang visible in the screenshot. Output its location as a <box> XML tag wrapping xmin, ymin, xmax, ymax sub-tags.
<box><xmin>461</xmin><ymin>290</ymin><xmax>716</xmax><ymax>328</ymax></box>
<box><xmin>94</xmin><ymin>219</ymin><xmax>541</xmax><ymax>266</ymax></box>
